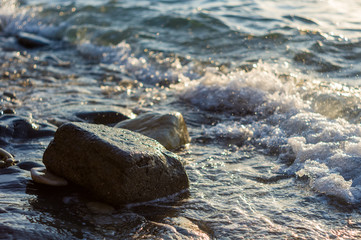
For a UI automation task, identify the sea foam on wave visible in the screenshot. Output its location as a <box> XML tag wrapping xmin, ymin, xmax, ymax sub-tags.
<box><xmin>0</xmin><ymin>1</ymin><xmax>62</xmax><ymax>38</ymax></box>
<box><xmin>77</xmin><ymin>42</ymin><xmax>194</xmax><ymax>85</ymax></box>
<box><xmin>178</xmin><ymin>64</ymin><xmax>306</xmax><ymax>114</ymax></box>
<box><xmin>177</xmin><ymin>63</ymin><xmax>361</xmax><ymax>204</ymax></box>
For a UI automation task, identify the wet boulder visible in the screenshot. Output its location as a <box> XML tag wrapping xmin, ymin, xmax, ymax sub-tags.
<box><xmin>115</xmin><ymin>112</ymin><xmax>191</xmax><ymax>150</ymax></box>
<box><xmin>42</xmin><ymin>122</ymin><xmax>189</xmax><ymax>205</ymax></box>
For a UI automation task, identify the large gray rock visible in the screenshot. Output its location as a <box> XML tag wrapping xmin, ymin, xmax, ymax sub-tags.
<box><xmin>115</xmin><ymin>112</ymin><xmax>191</xmax><ymax>150</ymax></box>
<box><xmin>42</xmin><ymin>122</ymin><xmax>189</xmax><ymax>205</ymax></box>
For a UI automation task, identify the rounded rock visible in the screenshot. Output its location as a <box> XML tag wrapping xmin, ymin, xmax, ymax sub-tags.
<box><xmin>4</xmin><ymin>158</ymin><xmax>15</xmax><ymax>165</ymax></box>
<box><xmin>3</xmin><ymin>109</ymin><xmax>16</xmax><ymax>114</ymax></box>
<box><xmin>30</xmin><ymin>167</ymin><xmax>68</xmax><ymax>186</ymax></box>
<box><xmin>0</xmin><ymin>147</ymin><xmax>13</xmax><ymax>160</ymax></box>
<box><xmin>0</xmin><ymin>160</ymin><xmax>6</xmax><ymax>168</ymax></box>
<box><xmin>43</xmin><ymin>122</ymin><xmax>189</xmax><ymax>205</ymax></box>
<box><xmin>115</xmin><ymin>112</ymin><xmax>191</xmax><ymax>150</ymax></box>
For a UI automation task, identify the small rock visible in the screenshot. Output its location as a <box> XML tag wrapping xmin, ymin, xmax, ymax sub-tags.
<box><xmin>115</xmin><ymin>112</ymin><xmax>191</xmax><ymax>150</ymax></box>
<box><xmin>52</xmin><ymin>105</ymin><xmax>135</xmax><ymax>126</ymax></box>
<box><xmin>17</xmin><ymin>161</ymin><xmax>44</xmax><ymax>171</ymax></box>
<box><xmin>3</xmin><ymin>91</ymin><xmax>16</xmax><ymax>100</ymax></box>
<box><xmin>0</xmin><ymin>114</ymin><xmax>56</xmax><ymax>139</ymax></box>
<box><xmin>30</xmin><ymin>167</ymin><xmax>68</xmax><ymax>186</ymax></box>
<box><xmin>43</xmin><ymin>122</ymin><xmax>189</xmax><ymax>205</ymax></box>
<box><xmin>16</xmin><ymin>32</ymin><xmax>51</xmax><ymax>48</ymax></box>
<box><xmin>2</xmin><ymin>109</ymin><xmax>16</xmax><ymax>114</ymax></box>
<box><xmin>75</xmin><ymin>110</ymin><xmax>131</xmax><ymax>126</ymax></box>
<box><xmin>0</xmin><ymin>147</ymin><xmax>17</xmax><ymax>168</ymax></box>
<box><xmin>0</xmin><ymin>160</ymin><xmax>6</xmax><ymax>168</ymax></box>
<box><xmin>4</xmin><ymin>158</ymin><xmax>14</xmax><ymax>165</ymax></box>
<box><xmin>0</xmin><ymin>147</ymin><xmax>13</xmax><ymax>159</ymax></box>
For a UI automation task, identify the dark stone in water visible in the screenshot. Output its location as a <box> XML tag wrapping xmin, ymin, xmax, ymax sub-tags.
<box><xmin>3</xmin><ymin>91</ymin><xmax>16</xmax><ymax>100</ymax></box>
<box><xmin>2</xmin><ymin>109</ymin><xmax>16</xmax><ymax>114</ymax></box>
<box><xmin>43</xmin><ymin>122</ymin><xmax>189</xmax><ymax>205</ymax></box>
<box><xmin>18</xmin><ymin>161</ymin><xmax>44</xmax><ymax>171</ymax></box>
<box><xmin>75</xmin><ymin>110</ymin><xmax>131</xmax><ymax>126</ymax></box>
<box><xmin>16</xmin><ymin>32</ymin><xmax>51</xmax><ymax>48</ymax></box>
<box><xmin>48</xmin><ymin>105</ymin><xmax>135</xmax><ymax>127</ymax></box>
<box><xmin>0</xmin><ymin>115</ymin><xmax>56</xmax><ymax>139</ymax></box>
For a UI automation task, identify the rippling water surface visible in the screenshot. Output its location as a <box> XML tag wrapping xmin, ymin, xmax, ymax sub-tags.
<box><xmin>1</xmin><ymin>0</ymin><xmax>361</xmax><ymax>239</ymax></box>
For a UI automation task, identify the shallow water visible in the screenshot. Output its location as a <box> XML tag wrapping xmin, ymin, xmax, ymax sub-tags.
<box><xmin>1</xmin><ymin>0</ymin><xmax>361</xmax><ymax>239</ymax></box>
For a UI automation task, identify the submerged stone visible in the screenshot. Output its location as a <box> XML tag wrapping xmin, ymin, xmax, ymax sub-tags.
<box><xmin>2</xmin><ymin>91</ymin><xmax>16</xmax><ymax>100</ymax></box>
<box><xmin>0</xmin><ymin>115</ymin><xmax>56</xmax><ymax>139</ymax></box>
<box><xmin>2</xmin><ymin>109</ymin><xmax>16</xmax><ymax>114</ymax></box>
<box><xmin>17</xmin><ymin>161</ymin><xmax>43</xmax><ymax>171</ymax></box>
<box><xmin>47</xmin><ymin>105</ymin><xmax>135</xmax><ymax>127</ymax></box>
<box><xmin>16</xmin><ymin>32</ymin><xmax>51</xmax><ymax>48</ymax></box>
<box><xmin>43</xmin><ymin>122</ymin><xmax>189</xmax><ymax>205</ymax></box>
<box><xmin>75</xmin><ymin>110</ymin><xmax>131</xmax><ymax>126</ymax></box>
<box><xmin>115</xmin><ymin>112</ymin><xmax>191</xmax><ymax>150</ymax></box>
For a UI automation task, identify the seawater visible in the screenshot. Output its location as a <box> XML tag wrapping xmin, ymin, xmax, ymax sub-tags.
<box><xmin>1</xmin><ymin>0</ymin><xmax>361</xmax><ymax>239</ymax></box>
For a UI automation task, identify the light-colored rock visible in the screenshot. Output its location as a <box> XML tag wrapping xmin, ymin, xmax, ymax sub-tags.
<box><xmin>42</xmin><ymin>122</ymin><xmax>189</xmax><ymax>205</ymax></box>
<box><xmin>0</xmin><ymin>147</ymin><xmax>17</xmax><ymax>168</ymax></box>
<box><xmin>115</xmin><ymin>112</ymin><xmax>190</xmax><ymax>150</ymax></box>
<box><xmin>0</xmin><ymin>147</ymin><xmax>13</xmax><ymax>158</ymax></box>
<box><xmin>30</xmin><ymin>167</ymin><xmax>68</xmax><ymax>186</ymax></box>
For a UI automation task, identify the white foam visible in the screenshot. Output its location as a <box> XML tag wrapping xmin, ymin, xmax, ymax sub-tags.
<box><xmin>202</xmin><ymin>122</ymin><xmax>253</xmax><ymax>140</ymax></box>
<box><xmin>77</xmin><ymin>42</ymin><xmax>194</xmax><ymax>84</ymax></box>
<box><xmin>177</xmin><ymin>63</ymin><xmax>361</xmax><ymax>203</ymax></box>
<box><xmin>177</xmin><ymin>63</ymin><xmax>307</xmax><ymax>114</ymax></box>
<box><xmin>296</xmin><ymin>160</ymin><xmax>354</xmax><ymax>203</ymax></box>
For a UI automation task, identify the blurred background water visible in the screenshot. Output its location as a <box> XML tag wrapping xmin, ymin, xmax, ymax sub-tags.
<box><xmin>1</xmin><ymin>0</ymin><xmax>361</xmax><ymax>239</ymax></box>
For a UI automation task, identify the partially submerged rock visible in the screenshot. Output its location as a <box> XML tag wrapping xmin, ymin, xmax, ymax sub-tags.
<box><xmin>0</xmin><ymin>114</ymin><xmax>56</xmax><ymax>139</ymax></box>
<box><xmin>115</xmin><ymin>112</ymin><xmax>191</xmax><ymax>150</ymax></box>
<box><xmin>0</xmin><ymin>147</ymin><xmax>16</xmax><ymax>168</ymax></box>
<box><xmin>75</xmin><ymin>110</ymin><xmax>131</xmax><ymax>126</ymax></box>
<box><xmin>43</xmin><ymin>122</ymin><xmax>189</xmax><ymax>205</ymax></box>
<box><xmin>47</xmin><ymin>105</ymin><xmax>135</xmax><ymax>127</ymax></box>
<box><xmin>30</xmin><ymin>167</ymin><xmax>68</xmax><ymax>186</ymax></box>
<box><xmin>16</xmin><ymin>32</ymin><xmax>51</xmax><ymax>48</ymax></box>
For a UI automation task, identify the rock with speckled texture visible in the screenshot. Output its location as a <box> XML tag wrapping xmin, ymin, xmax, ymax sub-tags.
<box><xmin>43</xmin><ymin>122</ymin><xmax>189</xmax><ymax>205</ymax></box>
